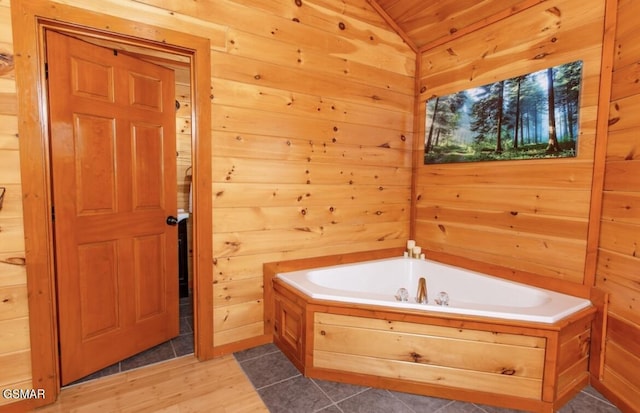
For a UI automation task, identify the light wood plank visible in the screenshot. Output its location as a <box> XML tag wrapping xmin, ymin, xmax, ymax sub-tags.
<box><xmin>314</xmin><ymin>323</ymin><xmax>545</xmax><ymax>378</ymax></box>
<box><xmin>315</xmin><ymin>312</ymin><xmax>546</xmax><ymax>347</ymax></box>
<box><xmin>314</xmin><ymin>350</ymin><xmax>542</xmax><ymax>399</ymax></box>
<box><xmin>34</xmin><ymin>355</ymin><xmax>268</xmax><ymax>413</ymax></box>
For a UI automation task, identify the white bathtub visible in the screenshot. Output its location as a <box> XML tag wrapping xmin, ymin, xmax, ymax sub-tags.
<box><xmin>276</xmin><ymin>257</ymin><xmax>591</xmax><ymax>323</ymax></box>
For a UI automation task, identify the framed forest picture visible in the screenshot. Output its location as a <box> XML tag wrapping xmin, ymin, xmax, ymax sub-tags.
<box><xmin>424</xmin><ymin>60</ymin><xmax>583</xmax><ymax>164</ymax></box>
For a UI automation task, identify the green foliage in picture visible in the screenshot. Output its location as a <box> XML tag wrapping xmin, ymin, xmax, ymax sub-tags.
<box><xmin>424</xmin><ymin>60</ymin><xmax>583</xmax><ymax>164</ymax></box>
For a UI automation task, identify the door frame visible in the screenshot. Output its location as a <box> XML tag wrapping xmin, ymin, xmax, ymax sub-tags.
<box><xmin>12</xmin><ymin>0</ymin><xmax>213</xmax><ymax>405</ymax></box>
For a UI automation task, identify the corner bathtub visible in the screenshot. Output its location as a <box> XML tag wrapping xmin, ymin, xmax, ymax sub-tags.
<box><xmin>264</xmin><ymin>251</ymin><xmax>596</xmax><ymax>413</ymax></box>
<box><xmin>276</xmin><ymin>257</ymin><xmax>591</xmax><ymax>324</ymax></box>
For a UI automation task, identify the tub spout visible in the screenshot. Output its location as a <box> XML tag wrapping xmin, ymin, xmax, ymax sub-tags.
<box><xmin>416</xmin><ymin>277</ymin><xmax>428</xmax><ymax>304</ymax></box>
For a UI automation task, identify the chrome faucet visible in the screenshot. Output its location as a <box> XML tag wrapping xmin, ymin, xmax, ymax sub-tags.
<box><xmin>416</xmin><ymin>277</ymin><xmax>428</xmax><ymax>304</ymax></box>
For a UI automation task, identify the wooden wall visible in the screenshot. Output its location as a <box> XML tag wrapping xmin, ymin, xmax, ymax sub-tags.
<box><xmin>200</xmin><ymin>0</ymin><xmax>415</xmax><ymax>348</ymax></box>
<box><xmin>0</xmin><ymin>0</ymin><xmax>33</xmax><ymax>407</ymax></box>
<box><xmin>414</xmin><ymin>0</ymin><xmax>606</xmax><ymax>297</ymax></box>
<box><xmin>593</xmin><ymin>0</ymin><xmax>640</xmax><ymax>410</ymax></box>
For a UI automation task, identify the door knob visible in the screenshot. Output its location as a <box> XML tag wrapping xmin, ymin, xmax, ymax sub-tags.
<box><xmin>166</xmin><ymin>215</ymin><xmax>178</xmax><ymax>226</ymax></box>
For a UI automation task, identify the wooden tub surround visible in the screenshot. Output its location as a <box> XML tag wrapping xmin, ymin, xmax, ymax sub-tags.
<box><xmin>263</xmin><ymin>250</ymin><xmax>596</xmax><ymax>413</ymax></box>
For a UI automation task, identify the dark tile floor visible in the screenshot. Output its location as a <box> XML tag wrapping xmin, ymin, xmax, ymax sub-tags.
<box><xmin>66</xmin><ymin>296</ymin><xmax>194</xmax><ymax>386</ymax></box>
<box><xmin>234</xmin><ymin>343</ymin><xmax>622</xmax><ymax>413</ymax></box>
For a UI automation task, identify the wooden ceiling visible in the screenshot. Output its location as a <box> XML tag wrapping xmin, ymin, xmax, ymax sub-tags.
<box><xmin>372</xmin><ymin>0</ymin><xmax>531</xmax><ymax>51</ymax></box>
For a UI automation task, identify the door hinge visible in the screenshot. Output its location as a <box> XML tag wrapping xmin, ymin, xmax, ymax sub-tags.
<box><xmin>44</xmin><ymin>62</ymin><xmax>48</xmax><ymax>80</ymax></box>
<box><xmin>51</xmin><ymin>205</ymin><xmax>55</xmax><ymax>222</ymax></box>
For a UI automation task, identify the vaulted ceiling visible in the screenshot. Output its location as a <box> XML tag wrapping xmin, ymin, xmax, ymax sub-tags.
<box><xmin>372</xmin><ymin>0</ymin><xmax>530</xmax><ymax>50</ymax></box>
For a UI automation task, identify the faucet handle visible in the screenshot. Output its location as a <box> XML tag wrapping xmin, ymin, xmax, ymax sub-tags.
<box><xmin>416</xmin><ymin>277</ymin><xmax>428</xmax><ymax>304</ymax></box>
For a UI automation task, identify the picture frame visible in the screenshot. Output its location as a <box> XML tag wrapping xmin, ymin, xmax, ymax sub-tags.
<box><xmin>424</xmin><ymin>60</ymin><xmax>583</xmax><ymax>164</ymax></box>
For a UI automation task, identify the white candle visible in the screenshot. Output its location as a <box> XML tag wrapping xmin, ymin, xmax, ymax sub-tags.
<box><xmin>407</xmin><ymin>240</ymin><xmax>416</xmax><ymax>250</ymax></box>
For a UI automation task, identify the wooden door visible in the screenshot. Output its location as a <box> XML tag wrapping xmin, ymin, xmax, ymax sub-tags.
<box><xmin>46</xmin><ymin>30</ymin><xmax>179</xmax><ymax>385</ymax></box>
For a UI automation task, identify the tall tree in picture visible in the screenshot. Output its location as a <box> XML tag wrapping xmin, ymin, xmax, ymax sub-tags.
<box><xmin>425</xmin><ymin>96</ymin><xmax>440</xmax><ymax>153</ymax></box>
<box><xmin>426</xmin><ymin>92</ymin><xmax>466</xmax><ymax>153</ymax></box>
<box><xmin>495</xmin><ymin>80</ymin><xmax>505</xmax><ymax>153</ymax></box>
<box><xmin>546</xmin><ymin>66</ymin><xmax>560</xmax><ymax>153</ymax></box>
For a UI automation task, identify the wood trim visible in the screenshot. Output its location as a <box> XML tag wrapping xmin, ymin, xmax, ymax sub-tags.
<box><xmin>583</xmin><ymin>0</ymin><xmax>619</xmax><ymax>290</ymax></box>
<box><xmin>11</xmin><ymin>2</ymin><xmax>60</xmax><ymax>405</ymax></box>
<box><xmin>590</xmin><ymin>380</ymin><xmax>635</xmax><ymax>413</ymax></box>
<box><xmin>367</xmin><ymin>0</ymin><xmax>418</xmax><ymax>53</ymax></box>
<box><xmin>211</xmin><ymin>335</ymin><xmax>272</xmax><ymax>357</ymax></box>
<box><xmin>410</xmin><ymin>43</ymin><xmax>421</xmax><ymax>240</ymax></box>
<box><xmin>10</xmin><ymin>0</ymin><xmax>213</xmax><ymax>407</ymax></box>
<box><xmin>589</xmin><ymin>287</ymin><xmax>609</xmax><ymax>381</ymax></box>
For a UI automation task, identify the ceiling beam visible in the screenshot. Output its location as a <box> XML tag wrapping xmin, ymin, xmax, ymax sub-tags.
<box><xmin>367</xmin><ymin>0</ymin><xmax>418</xmax><ymax>54</ymax></box>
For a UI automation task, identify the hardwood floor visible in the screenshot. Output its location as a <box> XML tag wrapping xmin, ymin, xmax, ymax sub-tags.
<box><xmin>34</xmin><ymin>355</ymin><xmax>268</xmax><ymax>413</ymax></box>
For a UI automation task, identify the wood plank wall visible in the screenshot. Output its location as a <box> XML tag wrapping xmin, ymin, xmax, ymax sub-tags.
<box><xmin>594</xmin><ymin>0</ymin><xmax>640</xmax><ymax>410</ymax></box>
<box><xmin>415</xmin><ymin>0</ymin><xmax>606</xmax><ymax>297</ymax></box>
<box><xmin>0</xmin><ymin>0</ymin><xmax>33</xmax><ymax>406</ymax></box>
<box><xmin>198</xmin><ymin>0</ymin><xmax>415</xmax><ymax>347</ymax></box>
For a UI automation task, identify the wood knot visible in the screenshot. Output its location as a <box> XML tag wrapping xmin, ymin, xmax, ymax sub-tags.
<box><xmin>546</xmin><ymin>6</ymin><xmax>561</xmax><ymax>17</ymax></box>
<box><xmin>501</xmin><ymin>368</ymin><xmax>516</xmax><ymax>375</ymax></box>
<box><xmin>410</xmin><ymin>352</ymin><xmax>422</xmax><ymax>362</ymax></box>
<box><xmin>338</xmin><ymin>22</ymin><xmax>346</xmax><ymax>30</ymax></box>
<box><xmin>1</xmin><ymin>257</ymin><xmax>26</xmax><ymax>266</ymax></box>
<box><xmin>0</xmin><ymin>52</ymin><xmax>14</xmax><ymax>76</ymax></box>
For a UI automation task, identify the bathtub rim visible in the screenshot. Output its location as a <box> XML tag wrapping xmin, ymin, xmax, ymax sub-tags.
<box><xmin>263</xmin><ymin>248</ymin><xmax>596</xmax><ymax>334</ymax></box>
<box><xmin>271</xmin><ymin>268</ymin><xmax>594</xmax><ymax>331</ymax></box>
<box><xmin>274</xmin><ymin>255</ymin><xmax>592</xmax><ymax>325</ymax></box>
